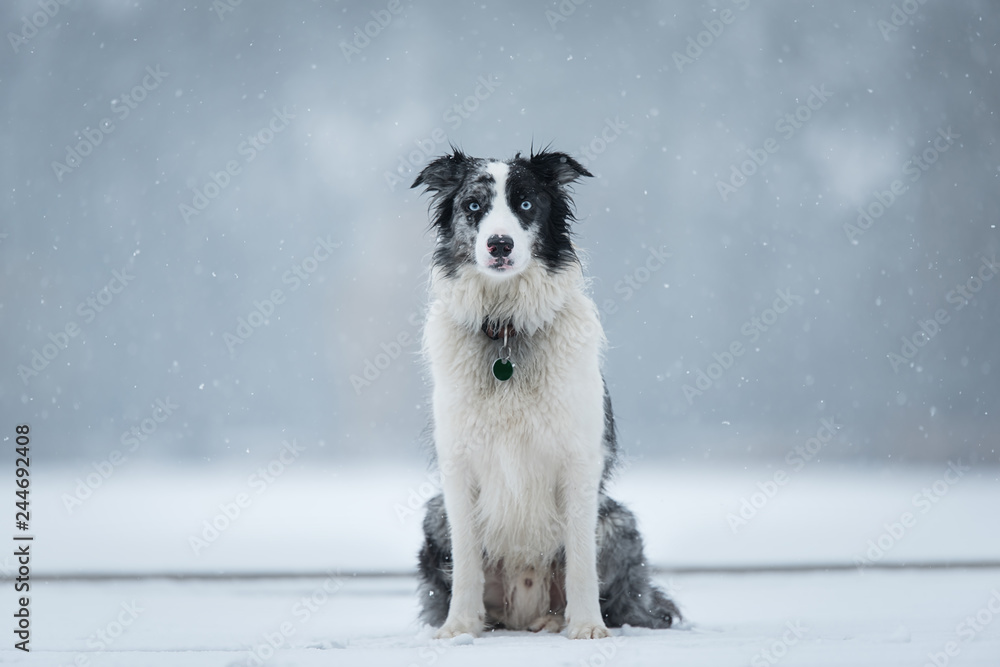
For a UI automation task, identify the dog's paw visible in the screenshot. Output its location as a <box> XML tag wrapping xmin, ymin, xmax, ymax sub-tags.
<box><xmin>528</xmin><ymin>613</ymin><xmax>565</xmax><ymax>633</ymax></box>
<box><xmin>434</xmin><ymin>619</ymin><xmax>482</xmax><ymax>640</ymax></box>
<box><xmin>567</xmin><ymin>621</ymin><xmax>611</xmax><ymax>640</ymax></box>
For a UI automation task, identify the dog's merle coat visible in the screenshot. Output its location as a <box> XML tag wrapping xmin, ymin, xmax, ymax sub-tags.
<box><xmin>412</xmin><ymin>148</ymin><xmax>679</xmax><ymax>637</ymax></box>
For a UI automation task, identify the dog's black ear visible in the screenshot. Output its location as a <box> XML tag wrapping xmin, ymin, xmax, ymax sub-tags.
<box><xmin>411</xmin><ymin>150</ymin><xmax>471</xmax><ymax>193</ymax></box>
<box><xmin>528</xmin><ymin>149</ymin><xmax>593</xmax><ymax>186</ymax></box>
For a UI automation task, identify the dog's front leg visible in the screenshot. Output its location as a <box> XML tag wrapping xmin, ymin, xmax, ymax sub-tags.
<box><xmin>563</xmin><ymin>477</ymin><xmax>610</xmax><ymax>639</ymax></box>
<box><xmin>435</xmin><ymin>459</ymin><xmax>485</xmax><ymax>639</ymax></box>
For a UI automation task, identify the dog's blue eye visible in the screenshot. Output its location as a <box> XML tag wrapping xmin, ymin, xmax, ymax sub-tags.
<box><xmin>467</xmin><ymin>201</ymin><xmax>481</xmax><ymax>212</ymax></box>
<box><xmin>520</xmin><ymin>200</ymin><xmax>532</xmax><ymax>211</ymax></box>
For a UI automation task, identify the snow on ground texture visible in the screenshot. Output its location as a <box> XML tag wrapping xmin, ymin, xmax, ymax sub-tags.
<box><xmin>3</xmin><ymin>463</ymin><xmax>997</xmax><ymax>664</ymax></box>
<box><xmin>3</xmin><ymin>570</ymin><xmax>999</xmax><ymax>666</ymax></box>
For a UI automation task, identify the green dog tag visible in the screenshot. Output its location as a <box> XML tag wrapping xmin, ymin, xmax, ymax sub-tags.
<box><xmin>492</xmin><ymin>358</ymin><xmax>514</xmax><ymax>381</ymax></box>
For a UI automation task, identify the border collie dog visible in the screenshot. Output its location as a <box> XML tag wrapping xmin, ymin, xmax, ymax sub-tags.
<box><xmin>412</xmin><ymin>149</ymin><xmax>680</xmax><ymax>639</ymax></box>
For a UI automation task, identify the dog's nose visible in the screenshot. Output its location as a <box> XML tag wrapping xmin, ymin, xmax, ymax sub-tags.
<box><xmin>487</xmin><ymin>235</ymin><xmax>514</xmax><ymax>258</ymax></box>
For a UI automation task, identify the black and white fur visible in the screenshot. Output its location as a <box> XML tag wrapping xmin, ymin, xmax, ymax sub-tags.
<box><xmin>412</xmin><ymin>149</ymin><xmax>680</xmax><ymax>639</ymax></box>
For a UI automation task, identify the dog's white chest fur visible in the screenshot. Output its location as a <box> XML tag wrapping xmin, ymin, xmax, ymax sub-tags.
<box><xmin>424</xmin><ymin>263</ymin><xmax>607</xmax><ymax>569</ymax></box>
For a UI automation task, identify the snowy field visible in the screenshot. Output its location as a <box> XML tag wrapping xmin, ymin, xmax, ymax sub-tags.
<box><xmin>7</xmin><ymin>568</ymin><xmax>1000</xmax><ymax>667</ymax></box>
<box><xmin>2</xmin><ymin>463</ymin><xmax>998</xmax><ymax>665</ymax></box>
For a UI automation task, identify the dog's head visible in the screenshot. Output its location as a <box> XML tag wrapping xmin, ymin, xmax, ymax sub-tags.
<box><xmin>412</xmin><ymin>148</ymin><xmax>592</xmax><ymax>280</ymax></box>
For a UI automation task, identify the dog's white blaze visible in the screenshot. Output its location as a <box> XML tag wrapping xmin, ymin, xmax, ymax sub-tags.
<box><xmin>474</xmin><ymin>162</ymin><xmax>534</xmax><ymax>277</ymax></box>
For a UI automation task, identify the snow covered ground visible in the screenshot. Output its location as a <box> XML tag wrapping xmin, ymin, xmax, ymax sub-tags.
<box><xmin>3</xmin><ymin>463</ymin><xmax>998</xmax><ymax>665</ymax></box>
<box><xmin>5</xmin><ymin>567</ymin><xmax>1000</xmax><ymax>666</ymax></box>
